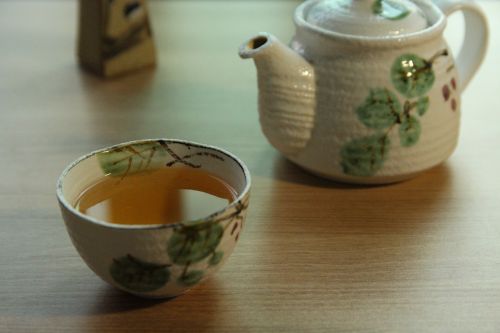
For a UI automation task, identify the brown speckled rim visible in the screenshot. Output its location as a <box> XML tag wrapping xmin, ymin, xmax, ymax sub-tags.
<box><xmin>294</xmin><ymin>0</ymin><xmax>446</xmax><ymax>46</ymax></box>
<box><xmin>56</xmin><ymin>139</ymin><xmax>251</xmax><ymax>230</ymax></box>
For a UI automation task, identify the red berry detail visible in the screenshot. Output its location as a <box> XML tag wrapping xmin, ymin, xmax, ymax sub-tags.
<box><xmin>451</xmin><ymin>78</ymin><xmax>457</xmax><ymax>90</ymax></box>
<box><xmin>451</xmin><ymin>98</ymin><xmax>457</xmax><ymax>111</ymax></box>
<box><xmin>442</xmin><ymin>85</ymin><xmax>450</xmax><ymax>101</ymax></box>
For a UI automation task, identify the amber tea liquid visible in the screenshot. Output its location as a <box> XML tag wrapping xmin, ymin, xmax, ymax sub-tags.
<box><xmin>75</xmin><ymin>168</ymin><xmax>236</xmax><ymax>225</ymax></box>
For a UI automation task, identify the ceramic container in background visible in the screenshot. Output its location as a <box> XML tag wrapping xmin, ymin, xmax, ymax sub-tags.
<box><xmin>78</xmin><ymin>0</ymin><xmax>156</xmax><ymax>77</ymax></box>
<box><xmin>240</xmin><ymin>0</ymin><xmax>488</xmax><ymax>184</ymax></box>
<box><xmin>57</xmin><ymin>139</ymin><xmax>251</xmax><ymax>298</ymax></box>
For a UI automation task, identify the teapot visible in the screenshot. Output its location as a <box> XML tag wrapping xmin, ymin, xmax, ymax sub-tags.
<box><xmin>239</xmin><ymin>0</ymin><xmax>488</xmax><ymax>184</ymax></box>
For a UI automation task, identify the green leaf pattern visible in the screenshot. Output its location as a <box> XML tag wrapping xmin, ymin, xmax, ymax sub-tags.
<box><xmin>96</xmin><ymin>140</ymin><xmax>225</xmax><ymax>178</ymax></box>
<box><xmin>108</xmin><ymin>200</ymin><xmax>247</xmax><ymax>292</ymax></box>
<box><xmin>372</xmin><ymin>0</ymin><xmax>383</xmax><ymax>14</ymax></box>
<box><xmin>341</xmin><ymin>51</ymin><xmax>446</xmax><ymax>176</ymax></box>
<box><xmin>391</xmin><ymin>54</ymin><xmax>435</xmax><ymax>98</ymax></box>
<box><xmin>399</xmin><ymin>115</ymin><xmax>421</xmax><ymax>147</ymax></box>
<box><xmin>356</xmin><ymin>88</ymin><xmax>401</xmax><ymax>129</ymax></box>
<box><xmin>97</xmin><ymin>142</ymin><xmax>167</xmax><ymax>177</ymax></box>
<box><xmin>417</xmin><ymin>96</ymin><xmax>429</xmax><ymax>116</ymax></box>
<box><xmin>178</xmin><ymin>270</ymin><xmax>204</xmax><ymax>286</ymax></box>
<box><xmin>209</xmin><ymin>251</ymin><xmax>224</xmax><ymax>266</ymax></box>
<box><xmin>167</xmin><ymin>223</ymin><xmax>223</xmax><ymax>265</ymax></box>
<box><xmin>341</xmin><ymin>134</ymin><xmax>390</xmax><ymax>177</ymax></box>
<box><xmin>110</xmin><ymin>254</ymin><xmax>170</xmax><ymax>292</ymax></box>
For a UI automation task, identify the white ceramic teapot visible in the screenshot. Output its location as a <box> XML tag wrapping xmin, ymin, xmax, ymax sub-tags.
<box><xmin>239</xmin><ymin>0</ymin><xmax>488</xmax><ymax>184</ymax></box>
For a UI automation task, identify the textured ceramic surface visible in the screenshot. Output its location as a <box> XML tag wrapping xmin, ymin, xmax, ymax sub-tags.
<box><xmin>305</xmin><ymin>0</ymin><xmax>427</xmax><ymax>37</ymax></box>
<box><xmin>240</xmin><ymin>0</ymin><xmax>488</xmax><ymax>184</ymax></box>
<box><xmin>57</xmin><ymin>139</ymin><xmax>251</xmax><ymax>298</ymax></box>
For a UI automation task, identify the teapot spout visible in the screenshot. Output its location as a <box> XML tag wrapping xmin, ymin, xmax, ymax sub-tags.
<box><xmin>239</xmin><ymin>33</ymin><xmax>316</xmax><ymax>156</ymax></box>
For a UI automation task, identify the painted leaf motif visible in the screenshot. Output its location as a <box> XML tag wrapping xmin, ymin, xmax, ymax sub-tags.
<box><xmin>110</xmin><ymin>254</ymin><xmax>170</xmax><ymax>292</ymax></box>
<box><xmin>417</xmin><ymin>96</ymin><xmax>429</xmax><ymax>116</ymax></box>
<box><xmin>167</xmin><ymin>223</ymin><xmax>223</xmax><ymax>265</ymax></box>
<box><xmin>391</xmin><ymin>54</ymin><xmax>435</xmax><ymax>98</ymax></box>
<box><xmin>356</xmin><ymin>88</ymin><xmax>401</xmax><ymax>129</ymax></box>
<box><xmin>372</xmin><ymin>0</ymin><xmax>410</xmax><ymax>20</ymax></box>
<box><xmin>341</xmin><ymin>134</ymin><xmax>390</xmax><ymax>177</ymax></box>
<box><xmin>372</xmin><ymin>0</ymin><xmax>383</xmax><ymax>14</ymax></box>
<box><xmin>97</xmin><ymin>142</ymin><xmax>167</xmax><ymax>177</ymax></box>
<box><xmin>178</xmin><ymin>270</ymin><xmax>204</xmax><ymax>286</ymax></box>
<box><xmin>399</xmin><ymin>115</ymin><xmax>421</xmax><ymax>147</ymax></box>
<box><xmin>208</xmin><ymin>251</ymin><xmax>224</xmax><ymax>266</ymax></box>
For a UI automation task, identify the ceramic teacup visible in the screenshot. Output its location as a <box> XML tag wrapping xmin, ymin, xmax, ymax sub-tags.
<box><xmin>56</xmin><ymin>139</ymin><xmax>251</xmax><ymax>298</ymax></box>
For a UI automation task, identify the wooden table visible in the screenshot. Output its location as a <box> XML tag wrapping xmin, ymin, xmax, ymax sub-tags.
<box><xmin>1</xmin><ymin>1</ymin><xmax>499</xmax><ymax>332</ymax></box>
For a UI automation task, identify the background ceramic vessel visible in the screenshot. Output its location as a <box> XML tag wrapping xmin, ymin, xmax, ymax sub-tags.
<box><xmin>57</xmin><ymin>139</ymin><xmax>251</xmax><ymax>298</ymax></box>
<box><xmin>78</xmin><ymin>0</ymin><xmax>156</xmax><ymax>77</ymax></box>
<box><xmin>240</xmin><ymin>0</ymin><xmax>488</xmax><ymax>184</ymax></box>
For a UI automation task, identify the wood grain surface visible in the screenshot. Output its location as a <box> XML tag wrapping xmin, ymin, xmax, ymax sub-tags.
<box><xmin>1</xmin><ymin>1</ymin><xmax>500</xmax><ymax>332</ymax></box>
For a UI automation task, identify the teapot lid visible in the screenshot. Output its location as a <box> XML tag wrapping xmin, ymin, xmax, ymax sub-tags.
<box><xmin>304</xmin><ymin>0</ymin><xmax>428</xmax><ymax>37</ymax></box>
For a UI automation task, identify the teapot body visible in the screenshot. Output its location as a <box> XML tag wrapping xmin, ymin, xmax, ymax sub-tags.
<box><xmin>286</xmin><ymin>27</ymin><xmax>460</xmax><ymax>183</ymax></box>
<box><xmin>241</xmin><ymin>0</ymin><xmax>487</xmax><ymax>183</ymax></box>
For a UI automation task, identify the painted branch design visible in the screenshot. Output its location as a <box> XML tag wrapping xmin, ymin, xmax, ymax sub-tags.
<box><xmin>168</xmin><ymin>199</ymin><xmax>249</xmax><ymax>286</ymax></box>
<box><xmin>97</xmin><ymin>140</ymin><xmax>225</xmax><ymax>178</ymax></box>
<box><xmin>341</xmin><ymin>50</ymin><xmax>448</xmax><ymax>177</ymax></box>
<box><xmin>108</xmin><ymin>196</ymin><xmax>249</xmax><ymax>289</ymax></box>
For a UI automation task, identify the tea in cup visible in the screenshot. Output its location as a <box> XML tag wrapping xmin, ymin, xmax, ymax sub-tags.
<box><xmin>57</xmin><ymin>139</ymin><xmax>251</xmax><ymax>298</ymax></box>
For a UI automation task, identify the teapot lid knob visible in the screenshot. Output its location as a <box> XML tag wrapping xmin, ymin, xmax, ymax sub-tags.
<box><xmin>304</xmin><ymin>0</ymin><xmax>428</xmax><ymax>37</ymax></box>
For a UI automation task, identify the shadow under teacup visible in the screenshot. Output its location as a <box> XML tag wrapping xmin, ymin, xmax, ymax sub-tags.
<box><xmin>56</xmin><ymin>139</ymin><xmax>251</xmax><ymax>298</ymax></box>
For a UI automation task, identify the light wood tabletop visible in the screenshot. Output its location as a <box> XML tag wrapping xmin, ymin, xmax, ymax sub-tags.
<box><xmin>1</xmin><ymin>1</ymin><xmax>500</xmax><ymax>332</ymax></box>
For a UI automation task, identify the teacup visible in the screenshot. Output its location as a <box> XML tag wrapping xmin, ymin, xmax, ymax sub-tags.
<box><xmin>56</xmin><ymin>139</ymin><xmax>251</xmax><ymax>298</ymax></box>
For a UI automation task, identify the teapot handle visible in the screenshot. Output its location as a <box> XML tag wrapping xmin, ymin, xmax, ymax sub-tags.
<box><xmin>434</xmin><ymin>0</ymin><xmax>488</xmax><ymax>91</ymax></box>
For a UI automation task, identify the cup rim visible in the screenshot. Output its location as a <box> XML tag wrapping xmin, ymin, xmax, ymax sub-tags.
<box><xmin>56</xmin><ymin>138</ymin><xmax>251</xmax><ymax>230</ymax></box>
